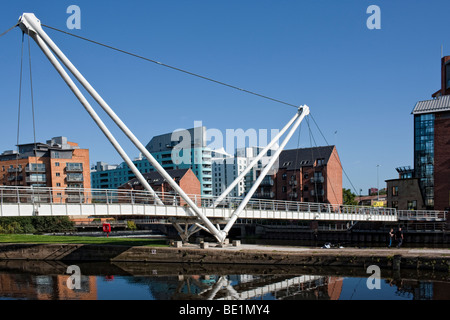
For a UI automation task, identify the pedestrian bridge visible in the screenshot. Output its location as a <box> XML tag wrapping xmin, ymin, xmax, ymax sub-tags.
<box><xmin>0</xmin><ymin>186</ymin><xmax>399</xmax><ymax>222</ymax></box>
<box><xmin>1</xmin><ymin>186</ymin><xmax>447</xmax><ymax>241</ymax></box>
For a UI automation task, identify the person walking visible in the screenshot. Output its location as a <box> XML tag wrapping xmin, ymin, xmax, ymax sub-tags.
<box><xmin>388</xmin><ymin>228</ymin><xmax>394</xmax><ymax>248</ymax></box>
<box><xmin>395</xmin><ymin>227</ymin><xmax>404</xmax><ymax>248</ymax></box>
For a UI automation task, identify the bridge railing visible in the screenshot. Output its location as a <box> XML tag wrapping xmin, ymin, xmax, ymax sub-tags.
<box><xmin>0</xmin><ymin>186</ymin><xmax>397</xmax><ymax>217</ymax></box>
<box><xmin>398</xmin><ymin>210</ymin><xmax>447</xmax><ymax>221</ymax></box>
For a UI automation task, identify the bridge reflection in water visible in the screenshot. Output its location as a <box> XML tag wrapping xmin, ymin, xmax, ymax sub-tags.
<box><xmin>0</xmin><ymin>261</ymin><xmax>448</xmax><ymax>300</ymax></box>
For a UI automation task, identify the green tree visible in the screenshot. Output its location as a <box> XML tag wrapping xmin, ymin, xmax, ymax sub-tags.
<box><xmin>343</xmin><ymin>188</ymin><xmax>358</xmax><ymax>205</ymax></box>
<box><xmin>127</xmin><ymin>220</ymin><xmax>137</xmax><ymax>231</ymax></box>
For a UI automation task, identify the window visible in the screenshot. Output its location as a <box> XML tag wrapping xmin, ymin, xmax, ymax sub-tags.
<box><xmin>407</xmin><ymin>200</ymin><xmax>417</xmax><ymax>210</ymax></box>
<box><xmin>392</xmin><ymin>201</ymin><xmax>398</xmax><ymax>209</ymax></box>
<box><xmin>56</xmin><ymin>173</ymin><xmax>60</xmax><ymax>177</ymax></box>
<box><xmin>55</xmin><ymin>162</ymin><xmax>60</xmax><ymax>167</ymax></box>
<box><xmin>316</xmin><ymin>158</ymin><xmax>325</xmax><ymax>166</ymax></box>
<box><xmin>414</xmin><ymin>113</ymin><xmax>435</xmax><ymax>207</ymax></box>
<box><xmin>282</xmin><ymin>186</ymin><xmax>287</xmax><ymax>193</ymax></box>
<box><xmin>392</xmin><ymin>186</ymin><xmax>398</xmax><ymax>196</ymax></box>
<box><xmin>56</xmin><ymin>183</ymin><xmax>61</xmax><ymax>187</ymax></box>
<box><xmin>282</xmin><ymin>173</ymin><xmax>287</xmax><ymax>180</ymax></box>
<box><xmin>446</xmin><ymin>63</ymin><xmax>450</xmax><ymax>89</ymax></box>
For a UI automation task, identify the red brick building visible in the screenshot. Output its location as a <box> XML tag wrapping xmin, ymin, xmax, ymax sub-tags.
<box><xmin>255</xmin><ymin>146</ymin><xmax>343</xmax><ymax>206</ymax></box>
<box><xmin>118</xmin><ymin>168</ymin><xmax>201</xmax><ymax>205</ymax></box>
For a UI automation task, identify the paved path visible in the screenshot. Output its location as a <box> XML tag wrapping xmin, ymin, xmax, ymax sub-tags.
<box><xmin>199</xmin><ymin>243</ymin><xmax>450</xmax><ymax>258</ymax></box>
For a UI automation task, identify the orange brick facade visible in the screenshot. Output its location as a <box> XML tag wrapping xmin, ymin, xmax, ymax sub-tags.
<box><xmin>0</xmin><ymin>138</ymin><xmax>91</xmax><ymax>203</ymax></box>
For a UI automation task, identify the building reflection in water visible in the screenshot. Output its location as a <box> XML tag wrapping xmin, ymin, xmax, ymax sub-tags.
<box><xmin>0</xmin><ymin>266</ymin><xmax>449</xmax><ymax>300</ymax></box>
<box><xmin>0</xmin><ymin>273</ymin><xmax>97</xmax><ymax>300</ymax></box>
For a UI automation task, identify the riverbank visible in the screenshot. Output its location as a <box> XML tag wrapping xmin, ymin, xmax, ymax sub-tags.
<box><xmin>0</xmin><ymin>241</ymin><xmax>449</xmax><ymax>272</ymax></box>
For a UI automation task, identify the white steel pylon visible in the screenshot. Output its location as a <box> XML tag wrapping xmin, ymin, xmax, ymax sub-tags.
<box><xmin>17</xmin><ymin>13</ymin><xmax>309</xmax><ymax>244</ymax></box>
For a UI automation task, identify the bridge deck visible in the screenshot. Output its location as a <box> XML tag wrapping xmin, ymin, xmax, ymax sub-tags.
<box><xmin>0</xmin><ymin>186</ymin><xmax>409</xmax><ymax>223</ymax></box>
<box><xmin>0</xmin><ymin>186</ymin><xmax>447</xmax><ymax>223</ymax></box>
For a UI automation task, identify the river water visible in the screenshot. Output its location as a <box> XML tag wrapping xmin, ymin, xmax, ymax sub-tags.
<box><xmin>0</xmin><ymin>260</ymin><xmax>448</xmax><ymax>300</ymax></box>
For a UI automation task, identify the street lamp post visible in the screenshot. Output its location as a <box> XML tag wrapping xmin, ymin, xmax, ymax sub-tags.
<box><xmin>376</xmin><ymin>164</ymin><xmax>380</xmax><ymax>201</ymax></box>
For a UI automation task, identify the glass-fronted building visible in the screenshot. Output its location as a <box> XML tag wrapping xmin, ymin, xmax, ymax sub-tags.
<box><xmin>414</xmin><ymin>113</ymin><xmax>435</xmax><ymax>208</ymax></box>
<box><xmin>91</xmin><ymin>127</ymin><xmax>213</xmax><ymax>195</ymax></box>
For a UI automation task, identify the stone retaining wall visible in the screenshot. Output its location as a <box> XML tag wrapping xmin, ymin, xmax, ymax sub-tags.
<box><xmin>0</xmin><ymin>243</ymin><xmax>449</xmax><ymax>272</ymax></box>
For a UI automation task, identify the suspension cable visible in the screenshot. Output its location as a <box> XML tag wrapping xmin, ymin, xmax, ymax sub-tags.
<box><xmin>306</xmin><ymin>117</ymin><xmax>319</xmax><ymax>203</ymax></box>
<box><xmin>305</xmin><ymin>116</ymin><xmax>340</xmax><ymax>205</ymax></box>
<box><xmin>309</xmin><ymin>112</ymin><xmax>359</xmax><ymax>195</ymax></box>
<box><xmin>27</xmin><ymin>29</ymin><xmax>38</xmax><ymax>162</ymax></box>
<box><xmin>41</xmin><ymin>24</ymin><xmax>299</xmax><ymax>110</ymax></box>
<box><xmin>15</xmin><ymin>32</ymin><xmax>25</xmax><ymax>184</ymax></box>
<box><xmin>0</xmin><ymin>23</ymin><xmax>18</xmax><ymax>39</ymax></box>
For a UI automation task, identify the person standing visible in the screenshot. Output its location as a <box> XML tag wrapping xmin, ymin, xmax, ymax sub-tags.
<box><xmin>388</xmin><ymin>228</ymin><xmax>394</xmax><ymax>248</ymax></box>
<box><xmin>395</xmin><ymin>227</ymin><xmax>404</xmax><ymax>248</ymax></box>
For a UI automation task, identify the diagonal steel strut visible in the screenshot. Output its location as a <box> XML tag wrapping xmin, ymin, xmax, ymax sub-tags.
<box><xmin>17</xmin><ymin>13</ymin><xmax>309</xmax><ymax>243</ymax></box>
<box><xmin>18</xmin><ymin>13</ymin><xmax>226</xmax><ymax>241</ymax></box>
<box><xmin>18</xmin><ymin>13</ymin><xmax>164</xmax><ymax>206</ymax></box>
<box><xmin>222</xmin><ymin>105</ymin><xmax>309</xmax><ymax>234</ymax></box>
<box><xmin>211</xmin><ymin>109</ymin><xmax>302</xmax><ymax>208</ymax></box>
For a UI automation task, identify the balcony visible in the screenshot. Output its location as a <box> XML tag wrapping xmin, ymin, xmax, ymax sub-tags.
<box><xmin>66</xmin><ymin>163</ymin><xmax>83</xmax><ymax>172</ymax></box>
<box><xmin>8</xmin><ymin>175</ymin><xmax>23</xmax><ymax>181</ymax></box>
<box><xmin>311</xmin><ymin>176</ymin><xmax>324</xmax><ymax>183</ymax></box>
<box><xmin>7</xmin><ymin>167</ymin><xmax>21</xmax><ymax>173</ymax></box>
<box><xmin>310</xmin><ymin>189</ymin><xmax>324</xmax><ymax>196</ymax></box>
<box><xmin>26</xmin><ymin>164</ymin><xmax>46</xmax><ymax>173</ymax></box>
<box><xmin>66</xmin><ymin>173</ymin><xmax>84</xmax><ymax>182</ymax></box>
<box><xmin>258</xmin><ymin>192</ymin><xmax>275</xmax><ymax>199</ymax></box>
<box><xmin>66</xmin><ymin>195</ymin><xmax>85</xmax><ymax>203</ymax></box>
<box><xmin>26</xmin><ymin>174</ymin><xmax>46</xmax><ymax>183</ymax></box>
<box><xmin>260</xmin><ymin>176</ymin><xmax>274</xmax><ymax>187</ymax></box>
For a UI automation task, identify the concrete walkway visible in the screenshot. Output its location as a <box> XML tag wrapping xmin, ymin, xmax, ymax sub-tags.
<box><xmin>199</xmin><ymin>242</ymin><xmax>450</xmax><ymax>258</ymax></box>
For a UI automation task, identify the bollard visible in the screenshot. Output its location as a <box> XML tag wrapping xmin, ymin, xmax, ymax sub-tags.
<box><xmin>173</xmin><ymin>241</ymin><xmax>183</xmax><ymax>248</ymax></box>
<box><xmin>200</xmin><ymin>242</ymin><xmax>209</xmax><ymax>249</ymax></box>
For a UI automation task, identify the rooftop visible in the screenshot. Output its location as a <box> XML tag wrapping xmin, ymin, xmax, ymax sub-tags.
<box><xmin>277</xmin><ymin>146</ymin><xmax>336</xmax><ymax>170</ymax></box>
<box><xmin>412</xmin><ymin>95</ymin><xmax>450</xmax><ymax>115</ymax></box>
<box><xmin>119</xmin><ymin>168</ymin><xmax>191</xmax><ymax>188</ymax></box>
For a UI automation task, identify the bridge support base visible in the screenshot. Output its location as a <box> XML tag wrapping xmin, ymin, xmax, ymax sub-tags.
<box><xmin>170</xmin><ymin>218</ymin><xmax>228</xmax><ymax>244</ymax></box>
<box><xmin>170</xmin><ymin>218</ymin><xmax>209</xmax><ymax>243</ymax></box>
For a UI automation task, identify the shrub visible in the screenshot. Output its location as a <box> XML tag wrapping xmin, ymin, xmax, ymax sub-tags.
<box><xmin>0</xmin><ymin>216</ymin><xmax>74</xmax><ymax>234</ymax></box>
<box><xmin>127</xmin><ymin>220</ymin><xmax>137</xmax><ymax>231</ymax></box>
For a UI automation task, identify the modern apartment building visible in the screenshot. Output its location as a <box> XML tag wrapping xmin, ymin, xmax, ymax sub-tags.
<box><xmin>0</xmin><ymin>136</ymin><xmax>90</xmax><ymax>202</ymax></box>
<box><xmin>145</xmin><ymin>126</ymin><xmax>212</xmax><ymax>195</ymax></box>
<box><xmin>91</xmin><ymin>127</ymin><xmax>213</xmax><ymax>195</ymax></box>
<box><xmin>211</xmin><ymin>147</ymin><xmax>259</xmax><ymax>198</ymax></box>
<box><xmin>253</xmin><ymin>146</ymin><xmax>343</xmax><ymax>205</ymax></box>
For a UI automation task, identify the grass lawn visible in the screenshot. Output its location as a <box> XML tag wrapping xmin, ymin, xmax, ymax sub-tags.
<box><xmin>0</xmin><ymin>234</ymin><xmax>168</xmax><ymax>247</ymax></box>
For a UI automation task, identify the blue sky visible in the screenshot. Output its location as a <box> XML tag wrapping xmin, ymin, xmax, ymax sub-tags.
<box><xmin>0</xmin><ymin>0</ymin><xmax>449</xmax><ymax>195</ymax></box>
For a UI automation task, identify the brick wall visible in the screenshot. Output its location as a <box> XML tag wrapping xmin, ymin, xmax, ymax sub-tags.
<box><xmin>434</xmin><ymin>111</ymin><xmax>450</xmax><ymax>211</ymax></box>
<box><xmin>325</xmin><ymin>147</ymin><xmax>343</xmax><ymax>206</ymax></box>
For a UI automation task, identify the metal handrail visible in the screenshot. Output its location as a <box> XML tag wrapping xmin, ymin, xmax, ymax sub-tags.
<box><xmin>0</xmin><ymin>185</ymin><xmax>403</xmax><ymax>217</ymax></box>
